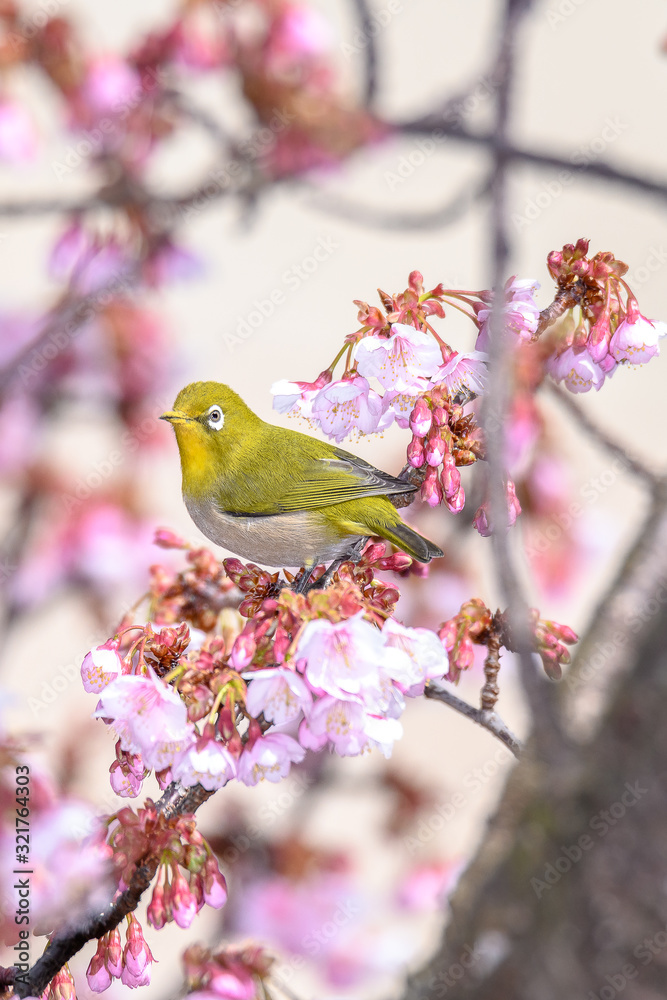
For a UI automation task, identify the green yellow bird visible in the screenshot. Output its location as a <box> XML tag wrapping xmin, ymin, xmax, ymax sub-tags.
<box><xmin>161</xmin><ymin>382</ymin><xmax>443</xmax><ymax>572</ymax></box>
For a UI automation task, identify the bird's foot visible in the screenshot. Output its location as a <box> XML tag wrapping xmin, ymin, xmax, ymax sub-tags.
<box><xmin>294</xmin><ymin>537</ymin><xmax>370</xmax><ymax>595</ymax></box>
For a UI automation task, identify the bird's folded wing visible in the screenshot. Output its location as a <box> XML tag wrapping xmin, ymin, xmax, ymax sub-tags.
<box><xmin>274</xmin><ymin>452</ymin><xmax>416</xmax><ymax>512</ymax></box>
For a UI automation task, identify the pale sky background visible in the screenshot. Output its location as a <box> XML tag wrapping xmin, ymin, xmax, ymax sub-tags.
<box><xmin>2</xmin><ymin>1</ymin><xmax>667</xmax><ymax>996</ymax></box>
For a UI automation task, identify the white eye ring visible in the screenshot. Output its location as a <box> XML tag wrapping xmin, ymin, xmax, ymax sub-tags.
<box><xmin>207</xmin><ymin>405</ymin><xmax>224</xmax><ymax>431</ymax></box>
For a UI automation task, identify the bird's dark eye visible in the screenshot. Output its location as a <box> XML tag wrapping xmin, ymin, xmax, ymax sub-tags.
<box><xmin>207</xmin><ymin>406</ymin><xmax>224</xmax><ymax>431</ymax></box>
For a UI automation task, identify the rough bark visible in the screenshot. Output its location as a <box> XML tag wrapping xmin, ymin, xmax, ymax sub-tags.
<box><xmin>403</xmin><ymin>504</ymin><xmax>667</xmax><ymax>999</ymax></box>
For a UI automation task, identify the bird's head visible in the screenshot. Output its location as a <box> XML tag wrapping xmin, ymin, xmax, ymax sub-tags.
<box><xmin>161</xmin><ymin>382</ymin><xmax>260</xmax><ymax>493</ymax></box>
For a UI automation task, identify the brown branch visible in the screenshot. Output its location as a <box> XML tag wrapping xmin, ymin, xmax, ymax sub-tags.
<box><xmin>349</xmin><ymin>0</ymin><xmax>379</xmax><ymax>108</ymax></box>
<box><xmin>546</xmin><ymin>380</ymin><xmax>662</xmax><ymax>488</ymax></box>
<box><xmin>14</xmin><ymin>782</ymin><xmax>214</xmax><ymax>999</ymax></box>
<box><xmin>424</xmin><ymin>680</ymin><xmax>522</xmax><ymax>758</ymax></box>
<box><xmin>478</xmin><ymin>0</ymin><xmax>567</xmax><ymax>764</ymax></box>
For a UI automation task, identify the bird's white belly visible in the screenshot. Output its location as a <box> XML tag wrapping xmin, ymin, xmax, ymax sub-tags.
<box><xmin>184</xmin><ymin>495</ymin><xmax>360</xmax><ymax>567</ymax></box>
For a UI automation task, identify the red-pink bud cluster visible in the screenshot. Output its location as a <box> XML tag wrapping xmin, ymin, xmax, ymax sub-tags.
<box><xmin>531</xmin><ymin>611</ymin><xmax>578</xmax><ymax>680</ymax></box>
<box><xmin>44</xmin><ymin>964</ymin><xmax>77</xmax><ymax>1000</ymax></box>
<box><xmin>407</xmin><ymin>388</ymin><xmax>484</xmax><ymax>513</ymax></box>
<box><xmin>438</xmin><ymin>599</ymin><xmax>493</xmax><ymax>684</ymax></box>
<box><xmin>106</xmin><ymin>804</ymin><xmax>227</xmax><ymax>928</ymax></box>
<box><xmin>86</xmin><ymin>918</ymin><xmax>154</xmax><ymax>992</ymax></box>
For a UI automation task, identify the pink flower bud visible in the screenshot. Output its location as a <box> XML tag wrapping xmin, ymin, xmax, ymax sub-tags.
<box><xmin>407</xmin><ymin>436</ymin><xmax>425</xmax><ymax>467</ymax></box>
<box><xmin>437</xmin><ymin>620</ymin><xmax>457</xmax><ymax>649</ymax></box>
<box><xmin>473</xmin><ymin>503</ymin><xmax>491</xmax><ymax>536</ymax></box>
<box><xmin>153</xmin><ymin>527</ymin><xmax>189</xmax><ymax>549</ymax></box>
<box><xmin>87</xmin><ymin>941</ymin><xmax>112</xmax><ymax>993</ymax></box>
<box><xmin>409</xmin><ymin>397</ymin><xmax>432</xmax><ymax>437</ymax></box>
<box><xmin>107</xmin><ymin>928</ymin><xmax>123</xmax><ymax>978</ymax></box>
<box><xmin>171</xmin><ymin>870</ymin><xmax>198</xmax><ymax>929</ymax></box>
<box><xmin>441</xmin><ymin>453</ymin><xmax>460</xmax><ymax>499</ymax></box>
<box><xmin>203</xmin><ymin>858</ymin><xmax>228</xmax><ymax>908</ymax></box>
<box><xmin>445</xmin><ymin>485</ymin><xmax>465</xmax><ymax>513</ymax></box>
<box><xmin>421</xmin><ymin>467</ymin><xmax>443</xmax><ymax>507</ymax></box>
<box><xmin>377</xmin><ymin>552</ymin><xmax>413</xmax><ymax>572</ymax></box>
<box><xmin>147</xmin><ymin>880</ymin><xmax>168</xmax><ymax>929</ymax></box>
<box><xmin>432</xmin><ymin>405</ymin><xmax>448</xmax><ymax>426</ymax></box>
<box><xmin>506</xmin><ymin>479</ymin><xmax>522</xmax><ymax>527</ymax></box>
<box><xmin>230</xmin><ymin>632</ymin><xmax>256</xmax><ymax>670</ymax></box>
<box><xmin>425</xmin><ymin>431</ymin><xmax>446</xmax><ymax>467</ymax></box>
<box><xmin>121</xmin><ymin>915</ymin><xmax>154</xmax><ymax>988</ymax></box>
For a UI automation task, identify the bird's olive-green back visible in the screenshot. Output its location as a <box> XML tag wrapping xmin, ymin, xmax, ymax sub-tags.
<box><xmin>169</xmin><ymin>381</ymin><xmax>415</xmax><ymax>515</ymax></box>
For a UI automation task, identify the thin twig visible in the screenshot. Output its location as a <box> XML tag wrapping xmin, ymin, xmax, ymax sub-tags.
<box><xmin>0</xmin><ymin>266</ymin><xmax>141</xmax><ymax>398</ymax></box>
<box><xmin>306</xmin><ymin>173</ymin><xmax>492</xmax><ymax>230</ymax></box>
<box><xmin>425</xmin><ymin>681</ymin><xmax>522</xmax><ymax>758</ymax></box>
<box><xmin>546</xmin><ymin>380</ymin><xmax>662</xmax><ymax>488</ymax></box>
<box><xmin>15</xmin><ymin>782</ymin><xmax>214</xmax><ymax>999</ymax></box>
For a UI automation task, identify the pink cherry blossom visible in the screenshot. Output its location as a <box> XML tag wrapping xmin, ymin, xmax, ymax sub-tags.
<box><xmin>381</xmin><ymin>619</ymin><xmax>448</xmax><ymax>696</ymax></box>
<box><xmin>0</xmin><ymin>100</ymin><xmax>37</xmax><ymax>162</ymax></box>
<box><xmin>295</xmin><ymin>612</ymin><xmax>386</xmax><ymax>699</ymax></box>
<box><xmin>244</xmin><ymin>667</ymin><xmax>312</xmax><ymax>724</ymax></box>
<box><xmin>299</xmin><ymin>695</ymin><xmax>370</xmax><ymax>756</ymax></box>
<box><xmin>81</xmin><ymin>640</ymin><xmax>123</xmax><ymax>693</ymax></box>
<box><xmin>433</xmin><ymin>350</ymin><xmax>488</xmax><ymax>396</ymax></box>
<box><xmin>311</xmin><ymin>375</ymin><xmax>388</xmax><ymax>441</ymax></box>
<box><xmin>546</xmin><ymin>347</ymin><xmax>605</xmax><ymax>393</ymax></box>
<box><xmin>354</xmin><ymin>323</ymin><xmax>442</xmax><ymax>390</ymax></box>
<box><xmin>609</xmin><ymin>301</ymin><xmax>667</xmax><ymax>364</ymax></box>
<box><xmin>271</xmin><ymin>371</ymin><xmax>332</xmax><ymax>418</ymax></box>
<box><xmin>382</xmin><ymin>386</ymin><xmax>424</xmax><ymax>429</ymax></box>
<box><xmin>229</xmin><ymin>632</ymin><xmax>256</xmax><ymax>670</ymax></box>
<box><xmin>172</xmin><ymin>734</ymin><xmax>237</xmax><ymax>790</ymax></box>
<box><xmin>93</xmin><ymin>669</ymin><xmax>195</xmax><ymax>771</ymax></box>
<box><xmin>237</xmin><ymin>733</ymin><xmax>305</xmax><ymax>785</ymax></box>
<box><xmin>476</xmin><ymin>278</ymin><xmax>540</xmax><ymax>351</ymax></box>
<box><xmin>109</xmin><ymin>750</ymin><xmax>145</xmax><ymax>797</ymax></box>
